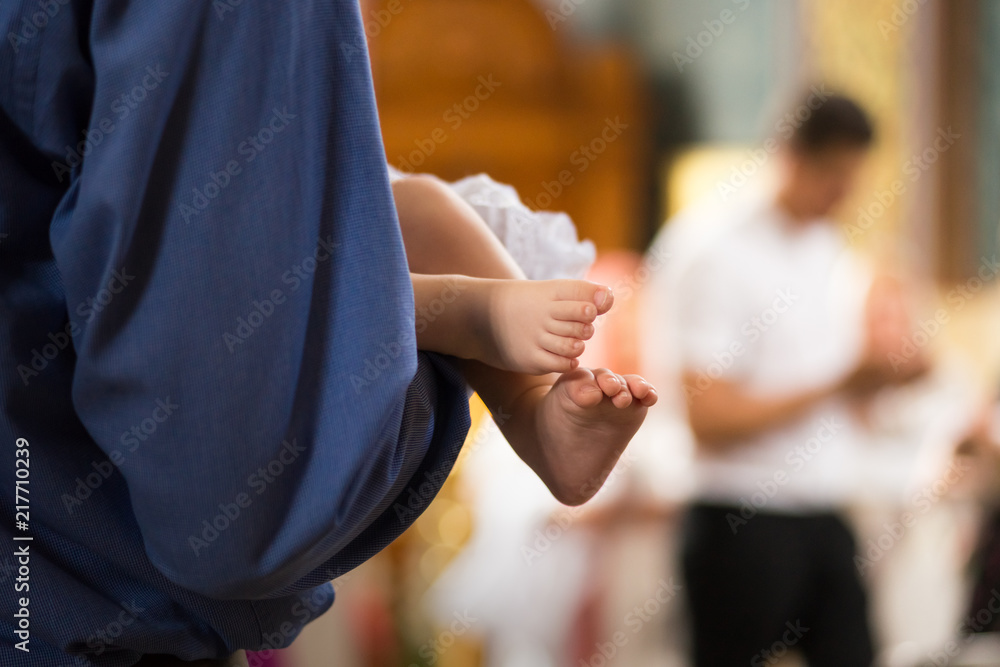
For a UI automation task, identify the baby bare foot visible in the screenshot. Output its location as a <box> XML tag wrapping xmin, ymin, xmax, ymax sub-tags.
<box><xmin>526</xmin><ymin>367</ymin><xmax>656</xmax><ymax>505</ymax></box>
<box><xmin>472</xmin><ymin>279</ymin><xmax>614</xmax><ymax>375</ymax></box>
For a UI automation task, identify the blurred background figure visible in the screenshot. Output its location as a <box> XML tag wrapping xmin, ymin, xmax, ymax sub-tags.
<box><xmin>660</xmin><ymin>92</ymin><xmax>925</xmax><ymax>667</ymax></box>
<box><xmin>271</xmin><ymin>1</ymin><xmax>1000</xmax><ymax>666</ymax></box>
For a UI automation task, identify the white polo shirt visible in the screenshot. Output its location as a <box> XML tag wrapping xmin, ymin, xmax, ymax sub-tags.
<box><xmin>669</xmin><ymin>196</ymin><xmax>870</xmax><ymax>512</ymax></box>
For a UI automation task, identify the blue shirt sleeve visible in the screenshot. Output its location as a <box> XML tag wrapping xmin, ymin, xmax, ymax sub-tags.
<box><xmin>26</xmin><ymin>1</ymin><xmax>468</xmax><ymax>599</ymax></box>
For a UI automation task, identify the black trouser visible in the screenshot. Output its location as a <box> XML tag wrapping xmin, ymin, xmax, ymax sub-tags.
<box><xmin>680</xmin><ymin>503</ymin><xmax>874</xmax><ymax>667</ymax></box>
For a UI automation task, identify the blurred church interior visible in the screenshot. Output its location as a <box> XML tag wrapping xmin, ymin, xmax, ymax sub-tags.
<box><xmin>267</xmin><ymin>1</ymin><xmax>1000</xmax><ymax>666</ymax></box>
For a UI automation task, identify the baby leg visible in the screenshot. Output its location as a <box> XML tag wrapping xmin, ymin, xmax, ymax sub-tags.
<box><xmin>393</xmin><ymin>174</ymin><xmax>656</xmax><ymax>505</ymax></box>
<box><xmin>393</xmin><ymin>174</ymin><xmax>525</xmax><ymax>279</ymax></box>
<box><xmin>397</xmin><ymin>175</ymin><xmax>611</xmax><ymax>374</ymax></box>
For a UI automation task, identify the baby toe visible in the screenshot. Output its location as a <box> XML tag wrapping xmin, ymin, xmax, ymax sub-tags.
<box><xmin>546</xmin><ymin>319</ymin><xmax>595</xmax><ymax>340</ymax></box>
<box><xmin>535</xmin><ymin>350</ymin><xmax>578</xmax><ymax>374</ymax></box>
<box><xmin>541</xmin><ymin>334</ymin><xmax>584</xmax><ymax>359</ymax></box>
<box><xmin>592</xmin><ymin>368</ymin><xmax>623</xmax><ymax>397</ymax></box>
<box><xmin>551</xmin><ymin>301</ymin><xmax>597</xmax><ymax>324</ymax></box>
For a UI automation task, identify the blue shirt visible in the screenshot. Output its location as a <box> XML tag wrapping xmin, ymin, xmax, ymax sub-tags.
<box><xmin>0</xmin><ymin>2</ymin><xmax>470</xmax><ymax>664</ymax></box>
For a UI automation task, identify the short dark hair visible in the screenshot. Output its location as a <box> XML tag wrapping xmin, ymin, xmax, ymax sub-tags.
<box><xmin>789</xmin><ymin>92</ymin><xmax>874</xmax><ymax>153</ymax></box>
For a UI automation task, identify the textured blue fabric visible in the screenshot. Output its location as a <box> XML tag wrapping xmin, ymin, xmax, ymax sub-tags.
<box><xmin>0</xmin><ymin>1</ymin><xmax>471</xmax><ymax>664</ymax></box>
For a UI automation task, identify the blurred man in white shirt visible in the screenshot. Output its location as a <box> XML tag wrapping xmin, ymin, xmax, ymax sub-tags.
<box><xmin>668</xmin><ymin>93</ymin><xmax>924</xmax><ymax>667</ymax></box>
